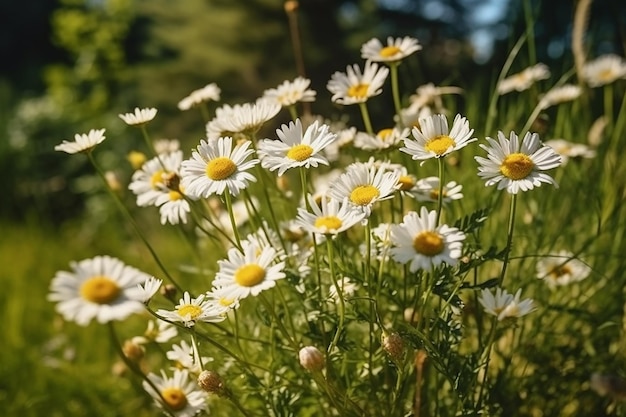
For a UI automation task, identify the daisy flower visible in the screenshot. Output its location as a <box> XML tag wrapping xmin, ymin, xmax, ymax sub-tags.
<box><xmin>475</xmin><ymin>131</ymin><xmax>562</xmax><ymax>194</ymax></box>
<box><xmin>181</xmin><ymin>136</ymin><xmax>259</xmax><ymax>198</ymax></box>
<box><xmin>212</xmin><ymin>241</ymin><xmax>286</xmax><ymax>300</ymax></box>
<box><xmin>296</xmin><ymin>194</ymin><xmax>366</xmax><ymax>235</ymax></box>
<box><xmin>411</xmin><ymin>176</ymin><xmax>464</xmax><ymax>204</ymax></box>
<box><xmin>129</xmin><ymin>150</ymin><xmax>185</xmax><ymax>207</ymax></box>
<box><xmin>156</xmin><ymin>189</ymin><xmax>191</xmax><ymax>225</ymax></box>
<box><xmin>263</xmin><ymin>77</ymin><xmax>317</xmax><ymax>107</ymax></box>
<box><xmin>400</xmin><ymin>113</ymin><xmax>476</xmax><ymax>162</ymax></box>
<box><xmin>143</xmin><ymin>369</ymin><xmax>207</xmax><ymax>417</ymax></box>
<box><xmin>178</xmin><ymin>83</ymin><xmax>221</xmax><ymax>111</ymax></box>
<box><xmin>360</xmin><ymin>36</ymin><xmax>422</xmax><ymax>63</ymax></box>
<box><xmin>137</xmin><ymin>277</ymin><xmax>163</xmax><ymax>303</ymax></box>
<box><xmin>539</xmin><ymin>84</ymin><xmax>582</xmax><ymax>110</ymax></box>
<box><xmin>205</xmin><ymin>99</ymin><xmax>281</xmax><ymax>140</ymax></box>
<box><xmin>407</xmin><ymin>83</ymin><xmax>464</xmax><ymax>112</ymax></box>
<box><xmin>133</xmin><ymin>319</ymin><xmax>178</xmax><ymax>345</ymax></box>
<box><xmin>54</xmin><ymin>128</ymin><xmax>106</xmax><ymax>154</ymax></box>
<box><xmin>353</xmin><ymin>127</ymin><xmax>410</xmax><ymax>150</ymax></box>
<box><xmin>536</xmin><ymin>250</ymin><xmax>592</xmax><ymax>289</ymax></box>
<box><xmin>543</xmin><ymin>138</ymin><xmax>596</xmax><ymax>165</ymax></box>
<box><xmin>118</xmin><ymin>107</ymin><xmax>158</xmax><ymax>126</ymax></box>
<box><xmin>156</xmin><ymin>292</ymin><xmax>228</xmax><ymax>327</ymax></box>
<box><xmin>497</xmin><ymin>63</ymin><xmax>551</xmax><ymax>95</ymax></box>
<box><xmin>167</xmin><ymin>340</ymin><xmax>212</xmax><ymax>374</ymax></box>
<box><xmin>327</xmin><ymin>162</ymin><xmax>399</xmax><ymax>216</ymax></box>
<box><xmin>47</xmin><ymin>255</ymin><xmax>150</xmax><ymax>326</ymax></box>
<box><xmin>257</xmin><ymin>119</ymin><xmax>336</xmax><ymax>176</ymax></box>
<box><xmin>478</xmin><ymin>288</ymin><xmax>535</xmax><ymax>321</ymax></box>
<box><xmin>327</xmin><ymin>61</ymin><xmax>390</xmax><ymax>105</ymax></box>
<box><xmin>582</xmin><ymin>54</ymin><xmax>626</xmax><ymax>87</ymax></box>
<box><xmin>389</xmin><ymin>207</ymin><xmax>465</xmax><ymax>272</ymax></box>
<box><xmin>398</xmin><ymin>105</ymin><xmax>433</xmax><ymax>129</ymax></box>
<box><xmin>154</xmin><ymin>139</ymin><xmax>181</xmax><ymax>154</ymax></box>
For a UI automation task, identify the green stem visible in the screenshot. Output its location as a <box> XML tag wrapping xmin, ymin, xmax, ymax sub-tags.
<box><xmin>435</xmin><ymin>157</ymin><xmax>445</xmax><ymax>225</ymax></box>
<box><xmin>223</xmin><ymin>191</ymin><xmax>243</xmax><ymax>251</ymax></box>
<box><xmin>604</xmin><ymin>84</ymin><xmax>614</xmax><ymax>129</ymax></box>
<box><xmin>326</xmin><ymin>237</ymin><xmax>345</xmax><ymax>355</ymax></box>
<box><xmin>359</xmin><ymin>102</ymin><xmax>375</xmax><ymax>136</ymax></box>
<box><xmin>390</xmin><ymin>62</ymin><xmax>403</xmax><ymax>122</ymax></box>
<box><xmin>499</xmin><ymin>193</ymin><xmax>518</xmax><ymax>286</ymax></box>
<box><xmin>476</xmin><ymin>317</ymin><xmax>498</xmax><ymax>412</ymax></box>
<box><xmin>288</xmin><ymin>104</ymin><xmax>299</xmax><ymax>122</ymax></box>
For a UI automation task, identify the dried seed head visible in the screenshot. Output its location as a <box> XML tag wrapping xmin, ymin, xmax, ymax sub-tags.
<box><xmin>382</xmin><ymin>331</ymin><xmax>405</xmax><ymax>361</ymax></box>
<box><xmin>197</xmin><ymin>370</ymin><xmax>228</xmax><ymax>396</ymax></box>
<box><xmin>299</xmin><ymin>346</ymin><xmax>325</xmax><ymax>371</ymax></box>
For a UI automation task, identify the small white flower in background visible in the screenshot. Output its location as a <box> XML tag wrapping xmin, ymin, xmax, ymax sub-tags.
<box><xmin>360</xmin><ymin>36</ymin><xmax>422</xmax><ymax>63</ymax></box>
<box><xmin>178</xmin><ymin>83</ymin><xmax>221</xmax><ymax>111</ymax></box>
<box><xmin>296</xmin><ymin>194</ymin><xmax>366</xmax><ymax>236</ymax></box>
<box><xmin>263</xmin><ymin>76</ymin><xmax>317</xmax><ymax>107</ymax></box>
<box><xmin>389</xmin><ymin>206</ymin><xmax>465</xmax><ymax>272</ymax></box>
<box><xmin>327</xmin><ymin>61</ymin><xmax>390</xmax><ymax>105</ymax></box>
<box><xmin>167</xmin><ymin>340</ymin><xmax>212</xmax><ymax>374</ymax></box>
<box><xmin>118</xmin><ymin>107</ymin><xmax>158</xmax><ymax>126</ymax></box>
<box><xmin>137</xmin><ymin>277</ymin><xmax>163</xmax><ymax>303</ymax></box>
<box><xmin>536</xmin><ymin>250</ymin><xmax>592</xmax><ymax>289</ymax></box>
<box><xmin>156</xmin><ymin>292</ymin><xmax>228</xmax><ymax>328</ymax></box>
<box><xmin>410</xmin><ymin>176</ymin><xmax>464</xmax><ymax>204</ymax></box>
<box><xmin>497</xmin><ymin>63</ymin><xmax>551</xmax><ymax>95</ymax></box>
<box><xmin>407</xmin><ymin>83</ymin><xmax>463</xmax><ymax>112</ymax></box>
<box><xmin>54</xmin><ymin>128</ymin><xmax>106</xmax><ymax>154</ymax></box>
<box><xmin>582</xmin><ymin>54</ymin><xmax>626</xmax><ymax>88</ymax></box>
<box><xmin>478</xmin><ymin>287</ymin><xmax>535</xmax><ymax>321</ymax></box>
<box><xmin>154</xmin><ymin>138</ymin><xmax>181</xmax><ymax>153</ymax></box>
<box><xmin>398</xmin><ymin>105</ymin><xmax>433</xmax><ymax>129</ymax></box>
<box><xmin>329</xmin><ymin>277</ymin><xmax>358</xmax><ymax>302</ymax></box>
<box><xmin>143</xmin><ymin>369</ymin><xmax>207</xmax><ymax>417</ymax></box>
<box><xmin>205</xmin><ymin>99</ymin><xmax>281</xmax><ymax>140</ymax></box>
<box><xmin>129</xmin><ymin>150</ymin><xmax>185</xmax><ymax>207</ymax></box>
<box><xmin>353</xmin><ymin>127</ymin><xmax>410</xmax><ymax>150</ymax></box>
<box><xmin>543</xmin><ymin>139</ymin><xmax>596</xmax><ymax>165</ymax></box>
<box><xmin>133</xmin><ymin>319</ymin><xmax>178</xmax><ymax>345</ymax></box>
<box><xmin>181</xmin><ymin>136</ymin><xmax>259</xmax><ymax>198</ymax></box>
<box><xmin>47</xmin><ymin>255</ymin><xmax>150</xmax><ymax>326</ymax></box>
<box><xmin>475</xmin><ymin>131</ymin><xmax>562</xmax><ymax>194</ymax></box>
<box><xmin>400</xmin><ymin>113</ymin><xmax>476</xmax><ymax>163</ymax></box>
<box><xmin>257</xmin><ymin>119</ymin><xmax>336</xmax><ymax>176</ymax></box>
<box><xmin>539</xmin><ymin>84</ymin><xmax>582</xmax><ymax>110</ymax></box>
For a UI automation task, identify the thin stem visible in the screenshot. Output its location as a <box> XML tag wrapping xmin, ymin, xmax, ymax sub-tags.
<box><xmin>476</xmin><ymin>317</ymin><xmax>498</xmax><ymax>412</ymax></box>
<box><xmin>390</xmin><ymin>62</ymin><xmax>403</xmax><ymax>121</ymax></box>
<box><xmin>435</xmin><ymin>157</ymin><xmax>445</xmax><ymax>225</ymax></box>
<box><xmin>327</xmin><ymin>237</ymin><xmax>345</xmax><ymax>355</ymax></box>
<box><xmin>499</xmin><ymin>193</ymin><xmax>518</xmax><ymax>286</ymax></box>
<box><xmin>359</xmin><ymin>102</ymin><xmax>375</xmax><ymax>136</ymax></box>
<box><xmin>604</xmin><ymin>84</ymin><xmax>614</xmax><ymax>129</ymax></box>
<box><xmin>223</xmin><ymin>191</ymin><xmax>243</xmax><ymax>251</ymax></box>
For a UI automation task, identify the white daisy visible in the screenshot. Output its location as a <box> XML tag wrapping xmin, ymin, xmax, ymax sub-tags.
<box><xmin>118</xmin><ymin>107</ymin><xmax>158</xmax><ymax>126</ymax></box>
<box><xmin>137</xmin><ymin>277</ymin><xmax>163</xmax><ymax>303</ymax></box>
<box><xmin>327</xmin><ymin>162</ymin><xmax>399</xmax><ymax>216</ymax></box>
<box><xmin>329</xmin><ymin>277</ymin><xmax>358</xmax><ymax>302</ymax></box>
<box><xmin>389</xmin><ymin>207</ymin><xmax>465</xmax><ymax>272</ymax></box>
<box><xmin>582</xmin><ymin>54</ymin><xmax>626</xmax><ymax>88</ymax></box>
<box><xmin>181</xmin><ymin>136</ymin><xmax>259</xmax><ymax>198</ymax></box>
<box><xmin>497</xmin><ymin>63</ymin><xmax>551</xmax><ymax>95</ymax></box>
<box><xmin>536</xmin><ymin>250</ymin><xmax>592</xmax><ymax>289</ymax></box>
<box><xmin>360</xmin><ymin>36</ymin><xmax>422</xmax><ymax>63</ymax></box>
<box><xmin>133</xmin><ymin>319</ymin><xmax>178</xmax><ymax>345</ymax></box>
<box><xmin>543</xmin><ymin>139</ymin><xmax>596</xmax><ymax>165</ymax></box>
<box><xmin>257</xmin><ymin>119</ymin><xmax>336</xmax><ymax>176</ymax></box>
<box><xmin>143</xmin><ymin>369</ymin><xmax>207</xmax><ymax>417</ymax></box>
<box><xmin>47</xmin><ymin>255</ymin><xmax>150</xmax><ymax>326</ymax></box>
<box><xmin>296</xmin><ymin>194</ymin><xmax>366</xmax><ymax>235</ymax></box>
<box><xmin>411</xmin><ymin>176</ymin><xmax>464</xmax><ymax>204</ymax></box>
<box><xmin>353</xmin><ymin>127</ymin><xmax>410</xmax><ymax>150</ymax></box>
<box><xmin>539</xmin><ymin>84</ymin><xmax>582</xmax><ymax>110</ymax></box>
<box><xmin>263</xmin><ymin>77</ymin><xmax>317</xmax><ymax>107</ymax></box>
<box><xmin>156</xmin><ymin>190</ymin><xmax>191</xmax><ymax>225</ymax></box>
<box><xmin>178</xmin><ymin>83</ymin><xmax>221</xmax><ymax>111</ymax></box>
<box><xmin>154</xmin><ymin>139</ymin><xmax>181</xmax><ymax>154</ymax></box>
<box><xmin>167</xmin><ymin>340</ymin><xmax>212</xmax><ymax>374</ymax></box>
<box><xmin>129</xmin><ymin>150</ymin><xmax>185</xmax><ymax>207</ymax></box>
<box><xmin>327</xmin><ymin>61</ymin><xmax>390</xmax><ymax>105</ymax></box>
<box><xmin>407</xmin><ymin>83</ymin><xmax>463</xmax><ymax>112</ymax></box>
<box><xmin>205</xmin><ymin>99</ymin><xmax>281</xmax><ymax>140</ymax></box>
<box><xmin>478</xmin><ymin>288</ymin><xmax>535</xmax><ymax>321</ymax></box>
<box><xmin>54</xmin><ymin>128</ymin><xmax>106</xmax><ymax>154</ymax></box>
<box><xmin>475</xmin><ymin>131</ymin><xmax>562</xmax><ymax>194</ymax></box>
<box><xmin>212</xmin><ymin>241</ymin><xmax>286</xmax><ymax>300</ymax></box>
<box><xmin>398</xmin><ymin>105</ymin><xmax>433</xmax><ymax>129</ymax></box>
<box><xmin>156</xmin><ymin>292</ymin><xmax>228</xmax><ymax>327</ymax></box>
<box><xmin>400</xmin><ymin>113</ymin><xmax>476</xmax><ymax>162</ymax></box>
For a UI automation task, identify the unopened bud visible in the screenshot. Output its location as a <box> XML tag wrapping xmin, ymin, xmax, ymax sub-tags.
<box><xmin>122</xmin><ymin>339</ymin><xmax>145</xmax><ymax>363</ymax></box>
<box><xmin>299</xmin><ymin>346</ymin><xmax>324</xmax><ymax>371</ymax></box>
<box><xmin>127</xmin><ymin>150</ymin><xmax>147</xmax><ymax>170</ymax></box>
<box><xmin>284</xmin><ymin>0</ymin><xmax>299</xmax><ymax>13</ymax></box>
<box><xmin>197</xmin><ymin>370</ymin><xmax>228</xmax><ymax>396</ymax></box>
<box><xmin>382</xmin><ymin>331</ymin><xmax>405</xmax><ymax>361</ymax></box>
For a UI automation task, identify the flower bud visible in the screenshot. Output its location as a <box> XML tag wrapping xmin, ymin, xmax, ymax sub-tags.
<box><xmin>382</xmin><ymin>331</ymin><xmax>405</xmax><ymax>362</ymax></box>
<box><xmin>127</xmin><ymin>150</ymin><xmax>147</xmax><ymax>170</ymax></box>
<box><xmin>299</xmin><ymin>346</ymin><xmax>325</xmax><ymax>371</ymax></box>
<box><xmin>197</xmin><ymin>370</ymin><xmax>228</xmax><ymax>397</ymax></box>
<box><xmin>122</xmin><ymin>339</ymin><xmax>145</xmax><ymax>363</ymax></box>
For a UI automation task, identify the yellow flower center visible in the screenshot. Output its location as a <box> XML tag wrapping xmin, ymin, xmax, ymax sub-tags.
<box><xmin>151</xmin><ymin>169</ymin><xmax>166</xmax><ymax>189</ymax></box>
<box><xmin>80</xmin><ymin>276</ymin><xmax>121</xmax><ymax>304</ymax></box>
<box><xmin>377</xmin><ymin>128</ymin><xmax>394</xmax><ymax>141</ymax></box>
<box><xmin>413</xmin><ymin>231</ymin><xmax>444</xmax><ymax>256</ymax></box>
<box><xmin>599</xmin><ymin>69</ymin><xmax>615</xmax><ymax>82</ymax></box>
<box><xmin>219</xmin><ymin>297</ymin><xmax>235</xmax><ymax>307</ymax></box>
<box><xmin>177</xmin><ymin>304</ymin><xmax>202</xmax><ymax>319</ymax></box>
<box><xmin>500</xmin><ymin>153</ymin><xmax>534</xmax><ymax>180</ymax></box>
<box><xmin>398</xmin><ymin>175</ymin><xmax>415</xmax><ymax>191</ymax></box>
<box><xmin>429</xmin><ymin>190</ymin><xmax>447</xmax><ymax>200</ymax></box>
<box><xmin>314</xmin><ymin>216</ymin><xmax>343</xmax><ymax>232</ymax></box>
<box><xmin>350</xmin><ymin>185</ymin><xmax>380</xmax><ymax>206</ymax></box>
<box><xmin>161</xmin><ymin>387</ymin><xmax>188</xmax><ymax>411</ymax></box>
<box><xmin>347</xmin><ymin>83</ymin><xmax>370</xmax><ymax>99</ymax></box>
<box><xmin>169</xmin><ymin>190</ymin><xmax>183</xmax><ymax>201</ymax></box>
<box><xmin>127</xmin><ymin>151</ymin><xmax>147</xmax><ymax>170</ymax></box>
<box><xmin>425</xmin><ymin>135</ymin><xmax>455</xmax><ymax>156</ymax></box>
<box><xmin>380</xmin><ymin>46</ymin><xmax>401</xmax><ymax>58</ymax></box>
<box><xmin>235</xmin><ymin>264</ymin><xmax>266</xmax><ymax>287</ymax></box>
<box><xmin>549</xmin><ymin>265</ymin><xmax>572</xmax><ymax>280</ymax></box>
<box><xmin>206</xmin><ymin>157</ymin><xmax>236</xmax><ymax>180</ymax></box>
<box><xmin>286</xmin><ymin>144</ymin><xmax>314</xmax><ymax>161</ymax></box>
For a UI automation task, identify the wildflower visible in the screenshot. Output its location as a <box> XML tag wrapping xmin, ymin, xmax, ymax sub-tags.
<box><xmin>205</xmin><ymin>99</ymin><xmax>281</xmax><ymax>140</ymax></box>
<box><xmin>327</xmin><ymin>61</ymin><xmax>390</xmax><ymax>105</ymax></box>
<box><xmin>122</xmin><ymin>339</ymin><xmax>145</xmax><ymax>363</ymax></box>
<box><xmin>133</xmin><ymin>319</ymin><xmax>178</xmax><ymax>345</ymax></box>
<box><xmin>129</xmin><ymin>151</ymin><xmax>185</xmax><ymax>207</ymax></box>
<box><xmin>400</xmin><ymin>113</ymin><xmax>476</xmax><ymax>162</ymax></box>
<box><xmin>167</xmin><ymin>340</ymin><xmax>211</xmax><ymax>374</ymax></box>
<box><xmin>54</xmin><ymin>128</ymin><xmax>106</xmax><ymax>154</ymax></box>
<box><xmin>296</xmin><ymin>194</ymin><xmax>366</xmax><ymax>236</ymax></box>
<box><xmin>536</xmin><ymin>250</ymin><xmax>591</xmax><ymax>289</ymax></box>
<box><xmin>118</xmin><ymin>107</ymin><xmax>158</xmax><ymax>126</ymax></box>
<box><xmin>353</xmin><ymin>127</ymin><xmax>410</xmax><ymax>151</ymax></box>
<box><xmin>475</xmin><ymin>131</ymin><xmax>562</xmax><ymax>194</ymax></box>
<box><xmin>143</xmin><ymin>369</ymin><xmax>207</xmax><ymax>417</ymax></box>
<box><xmin>410</xmin><ymin>176</ymin><xmax>464</xmax><ymax>203</ymax></box>
<box><xmin>360</xmin><ymin>36</ymin><xmax>422</xmax><ymax>63</ymax></box>
<box><xmin>181</xmin><ymin>136</ymin><xmax>259</xmax><ymax>198</ymax></box>
<box><xmin>47</xmin><ymin>255</ymin><xmax>150</xmax><ymax>326</ymax></box>
<box><xmin>407</xmin><ymin>83</ymin><xmax>464</xmax><ymax>111</ymax></box>
<box><xmin>178</xmin><ymin>83</ymin><xmax>221</xmax><ymax>111</ymax></box>
<box><xmin>478</xmin><ymin>288</ymin><xmax>535</xmax><ymax>321</ymax></box>
<box><xmin>257</xmin><ymin>119</ymin><xmax>336</xmax><ymax>176</ymax></box>
<box><xmin>156</xmin><ymin>292</ymin><xmax>228</xmax><ymax>328</ymax></box>
<box><xmin>582</xmin><ymin>54</ymin><xmax>626</xmax><ymax>87</ymax></box>
<box><xmin>543</xmin><ymin>138</ymin><xmax>596</xmax><ymax>165</ymax></box>
<box><xmin>299</xmin><ymin>346</ymin><xmax>325</xmax><ymax>371</ymax></box>
<box><xmin>263</xmin><ymin>77</ymin><xmax>316</xmax><ymax>107</ymax></box>
<box><xmin>329</xmin><ymin>277</ymin><xmax>358</xmax><ymax>302</ymax></box>
<box><xmin>127</xmin><ymin>150</ymin><xmax>147</xmax><ymax>169</ymax></box>
<box><xmin>137</xmin><ymin>277</ymin><xmax>163</xmax><ymax>303</ymax></box>
<box><xmin>389</xmin><ymin>207</ymin><xmax>465</xmax><ymax>272</ymax></box>
<box><xmin>156</xmin><ymin>189</ymin><xmax>191</xmax><ymax>225</ymax></box>
<box><xmin>497</xmin><ymin>63</ymin><xmax>550</xmax><ymax>95</ymax></box>
<box><xmin>539</xmin><ymin>84</ymin><xmax>582</xmax><ymax>110</ymax></box>
<box><xmin>154</xmin><ymin>139</ymin><xmax>181</xmax><ymax>153</ymax></box>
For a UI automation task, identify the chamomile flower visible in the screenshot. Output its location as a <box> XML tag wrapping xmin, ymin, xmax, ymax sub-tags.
<box><xmin>48</xmin><ymin>255</ymin><xmax>150</xmax><ymax>326</ymax></box>
<box><xmin>156</xmin><ymin>190</ymin><xmax>191</xmax><ymax>225</ymax></box>
<box><xmin>539</xmin><ymin>84</ymin><xmax>582</xmax><ymax>110</ymax></box>
<box><xmin>212</xmin><ymin>241</ymin><xmax>286</xmax><ymax>300</ymax></box>
<box><xmin>167</xmin><ymin>340</ymin><xmax>212</xmax><ymax>374</ymax></box>
<box><xmin>118</xmin><ymin>107</ymin><xmax>158</xmax><ymax>126</ymax></box>
<box><xmin>133</xmin><ymin>319</ymin><xmax>178</xmax><ymax>345</ymax></box>
<box><xmin>475</xmin><ymin>131</ymin><xmax>562</xmax><ymax>194</ymax></box>
<box><xmin>156</xmin><ymin>292</ymin><xmax>228</xmax><ymax>327</ymax></box>
<box><xmin>389</xmin><ymin>207</ymin><xmax>465</xmax><ymax>272</ymax></box>
<box><xmin>181</xmin><ymin>136</ymin><xmax>258</xmax><ymax>198</ymax></box>
<box><xmin>296</xmin><ymin>194</ymin><xmax>366</xmax><ymax>235</ymax></box>
<box><xmin>360</xmin><ymin>36</ymin><xmax>422</xmax><ymax>63</ymax></box>
<box><xmin>497</xmin><ymin>63</ymin><xmax>550</xmax><ymax>95</ymax></box>
<box><xmin>178</xmin><ymin>83</ymin><xmax>221</xmax><ymax>111</ymax></box>
<box><xmin>353</xmin><ymin>127</ymin><xmax>410</xmax><ymax>150</ymax></box>
<box><xmin>137</xmin><ymin>277</ymin><xmax>163</xmax><ymax>303</ymax></box>
<box><xmin>327</xmin><ymin>61</ymin><xmax>390</xmax><ymax>105</ymax></box>
<box><xmin>205</xmin><ymin>99</ymin><xmax>281</xmax><ymax>140</ymax></box>
<box><xmin>400</xmin><ymin>113</ymin><xmax>476</xmax><ymax>162</ymax></box>
<box><xmin>407</xmin><ymin>83</ymin><xmax>464</xmax><ymax>112</ymax></box>
<box><xmin>411</xmin><ymin>176</ymin><xmax>464</xmax><ymax>204</ymax></box>
<box><xmin>54</xmin><ymin>128</ymin><xmax>106</xmax><ymax>154</ymax></box>
<box><xmin>257</xmin><ymin>119</ymin><xmax>336</xmax><ymax>176</ymax></box>
<box><xmin>478</xmin><ymin>288</ymin><xmax>535</xmax><ymax>321</ymax></box>
<box><xmin>536</xmin><ymin>250</ymin><xmax>592</xmax><ymax>289</ymax></box>
<box><xmin>129</xmin><ymin>150</ymin><xmax>186</xmax><ymax>207</ymax></box>
<box><xmin>263</xmin><ymin>77</ymin><xmax>317</xmax><ymax>107</ymax></box>
<box><xmin>582</xmin><ymin>54</ymin><xmax>626</xmax><ymax>87</ymax></box>
<box><xmin>543</xmin><ymin>139</ymin><xmax>596</xmax><ymax>165</ymax></box>
<box><xmin>143</xmin><ymin>369</ymin><xmax>207</xmax><ymax>417</ymax></box>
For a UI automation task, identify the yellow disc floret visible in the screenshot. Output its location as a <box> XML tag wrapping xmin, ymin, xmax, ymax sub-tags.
<box><xmin>206</xmin><ymin>157</ymin><xmax>236</xmax><ymax>180</ymax></box>
<box><xmin>80</xmin><ymin>276</ymin><xmax>121</xmax><ymax>304</ymax></box>
<box><xmin>413</xmin><ymin>231</ymin><xmax>444</xmax><ymax>256</ymax></box>
<box><xmin>500</xmin><ymin>153</ymin><xmax>534</xmax><ymax>180</ymax></box>
<box><xmin>161</xmin><ymin>387</ymin><xmax>188</xmax><ymax>411</ymax></box>
<box><xmin>425</xmin><ymin>135</ymin><xmax>455</xmax><ymax>156</ymax></box>
<box><xmin>314</xmin><ymin>216</ymin><xmax>343</xmax><ymax>232</ymax></box>
<box><xmin>380</xmin><ymin>46</ymin><xmax>401</xmax><ymax>58</ymax></box>
<box><xmin>235</xmin><ymin>264</ymin><xmax>266</xmax><ymax>287</ymax></box>
<box><xmin>287</xmin><ymin>144</ymin><xmax>314</xmax><ymax>161</ymax></box>
<box><xmin>177</xmin><ymin>304</ymin><xmax>202</xmax><ymax>320</ymax></box>
<box><xmin>350</xmin><ymin>185</ymin><xmax>380</xmax><ymax>206</ymax></box>
<box><xmin>347</xmin><ymin>83</ymin><xmax>370</xmax><ymax>99</ymax></box>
